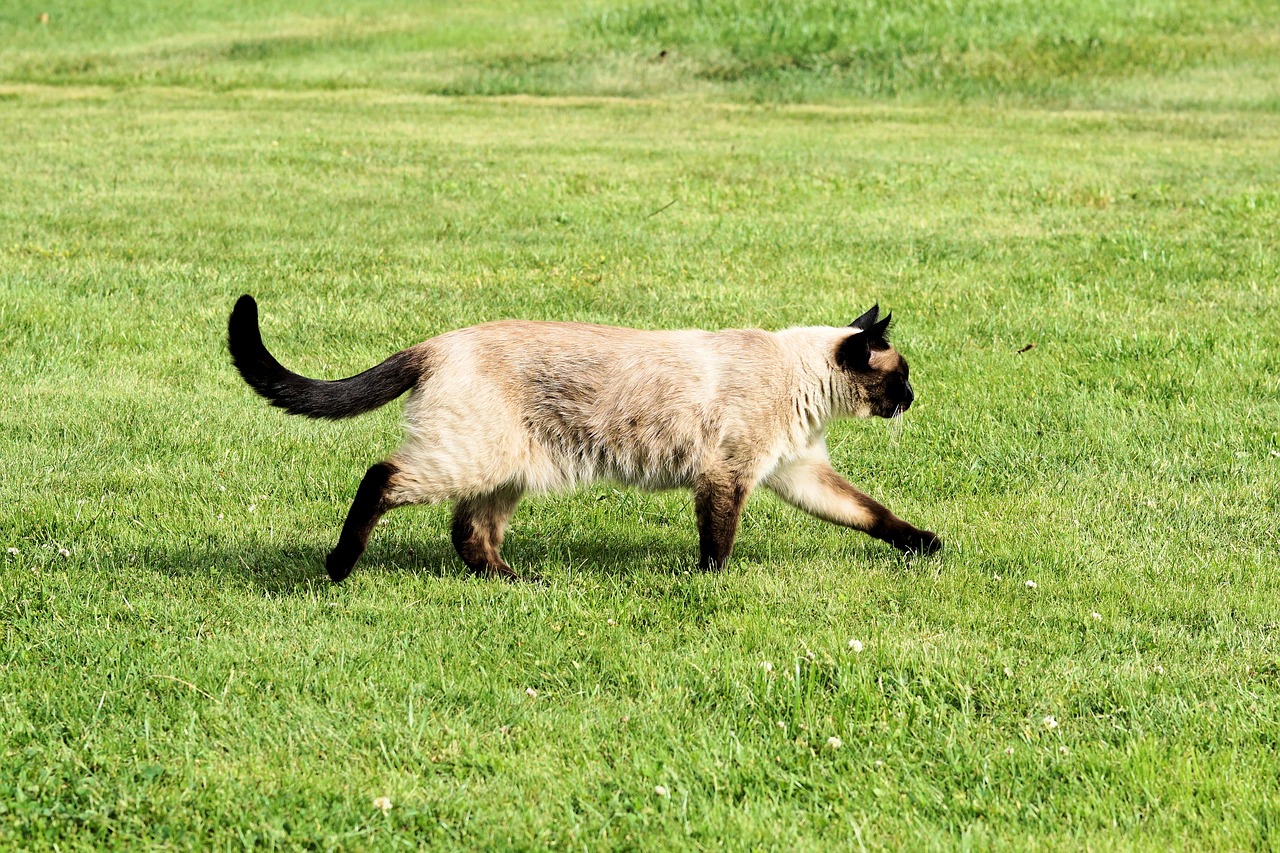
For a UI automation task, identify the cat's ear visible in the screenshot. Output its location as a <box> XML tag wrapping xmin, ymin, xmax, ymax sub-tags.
<box><xmin>839</xmin><ymin>312</ymin><xmax>893</xmax><ymax>369</ymax></box>
<box><xmin>849</xmin><ymin>304</ymin><xmax>880</xmax><ymax>331</ymax></box>
<box><xmin>868</xmin><ymin>312</ymin><xmax>892</xmax><ymax>345</ymax></box>
<box><xmin>836</xmin><ymin>331</ymin><xmax>873</xmax><ymax>371</ymax></box>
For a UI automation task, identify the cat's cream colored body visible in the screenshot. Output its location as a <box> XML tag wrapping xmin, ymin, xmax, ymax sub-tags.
<box><xmin>388</xmin><ymin>322</ymin><xmax>875</xmax><ymax>507</ymax></box>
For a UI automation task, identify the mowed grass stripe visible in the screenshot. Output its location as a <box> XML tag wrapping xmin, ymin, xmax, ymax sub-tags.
<box><xmin>2</xmin><ymin>0</ymin><xmax>1279</xmax><ymax>107</ymax></box>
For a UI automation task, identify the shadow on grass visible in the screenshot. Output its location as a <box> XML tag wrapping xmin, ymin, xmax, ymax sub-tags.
<box><xmin>132</xmin><ymin>539</ymin><xmax>443</xmax><ymax>596</ymax></box>
<box><xmin>135</xmin><ymin>525</ymin><xmax>703</xmax><ymax>596</ymax></box>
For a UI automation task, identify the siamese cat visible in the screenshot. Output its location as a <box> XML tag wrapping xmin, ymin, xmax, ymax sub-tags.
<box><xmin>228</xmin><ymin>295</ymin><xmax>941</xmax><ymax>582</ymax></box>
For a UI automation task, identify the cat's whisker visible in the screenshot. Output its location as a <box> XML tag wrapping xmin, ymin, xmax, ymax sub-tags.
<box><xmin>887</xmin><ymin>405</ymin><xmax>906</xmax><ymax>443</ymax></box>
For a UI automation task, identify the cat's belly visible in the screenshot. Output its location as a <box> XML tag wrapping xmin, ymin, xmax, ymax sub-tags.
<box><xmin>520</xmin><ymin>437</ymin><xmax>700</xmax><ymax>494</ymax></box>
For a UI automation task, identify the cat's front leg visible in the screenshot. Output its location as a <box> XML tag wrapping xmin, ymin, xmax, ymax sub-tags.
<box><xmin>765</xmin><ymin>457</ymin><xmax>941</xmax><ymax>556</ymax></box>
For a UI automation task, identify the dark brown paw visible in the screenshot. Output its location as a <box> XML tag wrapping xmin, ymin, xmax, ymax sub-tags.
<box><xmin>326</xmin><ymin>547</ymin><xmax>357</xmax><ymax>582</ymax></box>
<box><xmin>896</xmin><ymin>530</ymin><xmax>942</xmax><ymax>556</ymax></box>
<box><xmin>477</xmin><ymin>564</ymin><xmax>539</xmax><ymax>583</ymax></box>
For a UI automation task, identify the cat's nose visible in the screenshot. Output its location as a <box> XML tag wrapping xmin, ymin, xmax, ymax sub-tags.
<box><xmin>901</xmin><ymin>379</ymin><xmax>914</xmax><ymax>407</ymax></box>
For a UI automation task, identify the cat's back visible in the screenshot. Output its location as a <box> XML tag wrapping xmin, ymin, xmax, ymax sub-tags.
<box><xmin>449</xmin><ymin>319</ymin><xmax>711</xmax><ymax>361</ymax></box>
<box><xmin>441</xmin><ymin>319</ymin><xmax>786</xmax><ymax>397</ymax></box>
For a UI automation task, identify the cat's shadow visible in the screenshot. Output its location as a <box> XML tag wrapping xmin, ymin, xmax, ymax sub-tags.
<box><xmin>142</xmin><ymin>527</ymin><xmax>705</xmax><ymax>596</ymax></box>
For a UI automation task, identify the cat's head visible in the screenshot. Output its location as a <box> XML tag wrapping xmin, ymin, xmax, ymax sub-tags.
<box><xmin>834</xmin><ymin>305</ymin><xmax>915</xmax><ymax>419</ymax></box>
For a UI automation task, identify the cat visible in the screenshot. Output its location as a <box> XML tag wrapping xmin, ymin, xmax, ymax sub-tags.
<box><xmin>227</xmin><ymin>295</ymin><xmax>941</xmax><ymax>582</ymax></box>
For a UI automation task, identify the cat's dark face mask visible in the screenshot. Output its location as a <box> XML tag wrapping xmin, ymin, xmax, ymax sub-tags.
<box><xmin>880</xmin><ymin>360</ymin><xmax>914</xmax><ymax>414</ymax></box>
<box><xmin>835</xmin><ymin>305</ymin><xmax>917</xmax><ymax>419</ymax></box>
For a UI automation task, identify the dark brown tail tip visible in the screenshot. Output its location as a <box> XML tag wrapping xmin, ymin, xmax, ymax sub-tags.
<box><xmin>229</xmin><ymin>294</ymin><xmax>258</xmax><ymax>338</ymax></box>
<box><xmin>228</xmin><ymin>295</ymin><xmax>257</xmax><ymax>351</ymax></box>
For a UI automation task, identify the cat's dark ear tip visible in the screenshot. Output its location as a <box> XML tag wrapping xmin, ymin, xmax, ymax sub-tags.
<box><xmin>850</xmin><ymin>303</ymin><xmax>880</xmax><ymax>330</ymax></box>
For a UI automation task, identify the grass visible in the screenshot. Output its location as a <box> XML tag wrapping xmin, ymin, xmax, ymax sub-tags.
<box><xmin>2</xmin><ymin>0</ymin><xmax>1280</xmax><ymax>849</ymax></box>
<box><xmin>589</xmin><ymin>0</ymin><xmax>1276</xmax><ymax>100</ymax></box>
<box><xmin>3</xmin><ymin>0</ymin><xmax>1279</xmax><ymax>105</ymax></box>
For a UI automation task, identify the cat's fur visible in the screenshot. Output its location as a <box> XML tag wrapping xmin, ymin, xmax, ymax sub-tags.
<box><xmin>228</xmin><ymin>295</ymin><xmax>941</xmax><ymax>582</ymax></box>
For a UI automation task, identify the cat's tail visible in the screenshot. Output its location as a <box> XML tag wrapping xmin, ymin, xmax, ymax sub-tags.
<box><xmin>228</xmin><ymin>294</ymin><xmax>424</xmax><ymax>420</ymax></box>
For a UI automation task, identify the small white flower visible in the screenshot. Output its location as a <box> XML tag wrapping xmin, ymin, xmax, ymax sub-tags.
<box><xmin>6</xmin><ymin>547</ymin><xmax>17</xmax><ymax>556</ymax></box>
<box><xmin>1058</xmin><ymin>746</ymin><xmax>1070</xmax><ymax>755</ymax></box>
<box><xmin>654</xmin><ymin>785</ymin><xmax>669</xmax><ymax>797</ymax></box>
<box><xmin>525</xmin><ymin>687</ymin><xmax>538</xmax><ymax>699</ymax></box>
<box><xmin>1025</xmin><ymin>580</ymin><xmax>1037</xmax><ymax>589</ymax></box>
<box><xmin>1004</xmin><ymin>747</ymin><xmax>1015</xmax><ymax>755</ymax></box>
<box><xmin>826</xmin><ymin>736</ymin><xmax>843</xmax><ymax>750</ymax></box>
<box><xmin>776</xmin><ymin>721</ymin><xmax>787</xmax><ymax>730</ymax></box>
<box><xmin>1043</xmin><ymin>715</ymin><xmax>1058</xmax><ymax>730</ymax></box>
<box><xmin>57</xmin><ymin>548</ymin><xmax>70</xmax><ymax>557</ymax></box>
<box><xmin>1152</xmin><ymin>664</ymin><xmax>1164</xmax><ymax>675</ymax></box>
<box><xmin>759</xmin><ymin>661</ymin><xmax>774</xmax><ymax>673</ymax></box>
<box><xmin>372</xmin><ymin>796</ymin><xmax>392</xmax><ymax>812</ymax></box>
<box><xmin>992</xmin><ymin>574</ymin><xmax>1001</xmax><ymax>581</ymax></box>
<box><xmin>247</xmin><ymin>504</ymin><xmax>256</xmax><ymax>513</ymax></box>
<box><xmin>607</xmin><ymin>618</ymin><xmax>617</xmax><ymax>626</ymax></box>
<box><xmin>216</xmin><ymin>514</ymin><xmax>224</xmax><ymax>520</ymax></box>
<box><xmin>874</xmin><ymin>759</ymin><xmax>883</xmax><ymax>767</ymax></box>
<box><xmin>848</xmin><ymin>639</ymin><xmax>864</xmax><ymax>654</ymax></box>
<box><xmin>1091</xmin><ymin>612</ymin><xmax>1102</xmax><ymax>621</ymax></box>
<box><xmin>1003</xmin><ymin>666</ymin><xmax>1014</xmax><ymax>678</ymax></box>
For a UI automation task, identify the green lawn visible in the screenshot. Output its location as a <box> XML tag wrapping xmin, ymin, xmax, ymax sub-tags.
<box><xmin>2</xmin><ymin>1</ymin><xmax>1279</xmax><ymax>849</ymax></box>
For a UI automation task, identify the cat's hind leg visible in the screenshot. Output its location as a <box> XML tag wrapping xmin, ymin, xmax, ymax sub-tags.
<box><xmin>327</xmin><ymin>461</ymin><xmax>405</xmax><ymax>582</ymax></box>
<box><xmin>451</xmin><ymin>487</ymin><xmax>525</xmax><ymax>581</ymax></box>
<box><xmin>694</xmin><ymin>473</ymin><xmax>753</xmax><ymax>571</ymax></box>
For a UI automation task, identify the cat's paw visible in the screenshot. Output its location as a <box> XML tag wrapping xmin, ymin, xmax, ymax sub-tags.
<box><xmin>897</xmin><ymin>529</ymin><xmax>942</xmax><ymax>556</ymax></box>
<box><xmin>326</xmin><ymin>547</ymin><xmax>358</xmax><ymax>582</ymax></box>
<box><xmin>476</xmin><ymin>563</ymin><xmax>542</xmax><ymax>584</ymax></box>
